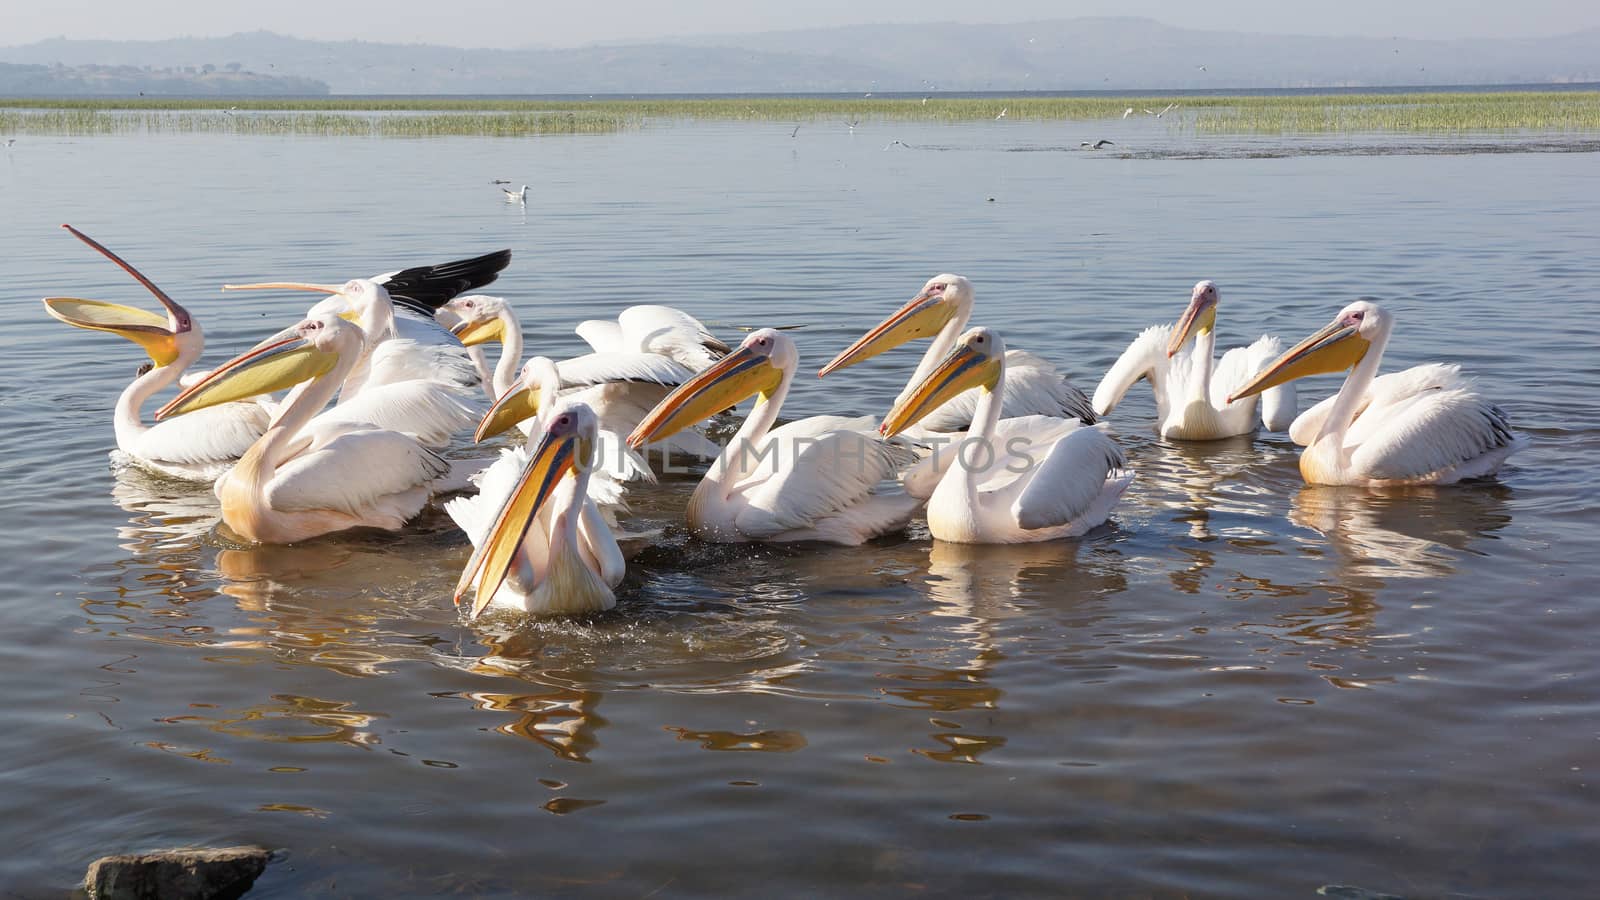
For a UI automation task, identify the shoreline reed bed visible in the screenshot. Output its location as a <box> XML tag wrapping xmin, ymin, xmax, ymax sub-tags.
<box><xmin>1</xmin><ymin>92</ymin><xmax>1595</xmax><ymax>135</ymax></box>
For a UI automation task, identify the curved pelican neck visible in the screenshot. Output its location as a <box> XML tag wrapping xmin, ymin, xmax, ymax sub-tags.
<box><xmin>260</xmin><ymin>334</ymin><xmax>361</xmax><ymax>469</ymax></box>
<box><xmin>114</xmin><ymin>338</ymin><xmax>201</xmax><ymax>451</ymax></box>
<box><xmin>1190</xmin><ymin>327</ymin><xmax>1215</xmax><ymax>404</ymax></box>
<box><xmin>710</xmin><ymin>356</ymin><xmax>792</xmax><ymax>486</ymax></box>
<box><xmin>342</xmin><ymin>298</ymin><xmax>397</xmax><ymax>398</ymax></box>
<box><xmin>1317</xmin><ymin>323</ymin><xmax>1389</xmax><ymax>446</ymax></box>
<box><xmin>953</xmin><ymin>355</ymin><xmax>1006</xmax><ymax>506</ymax></box>
<box><xmin>493</xmin><ymin>308</ymin><xmax>524</xmax><ymax>396</ymax></box>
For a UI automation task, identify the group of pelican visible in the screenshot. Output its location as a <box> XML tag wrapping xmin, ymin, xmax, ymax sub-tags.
<box><xmin>46</xmin><ymin>228</ymin><xmax>1524</xmax><ymax>620</ymax></box>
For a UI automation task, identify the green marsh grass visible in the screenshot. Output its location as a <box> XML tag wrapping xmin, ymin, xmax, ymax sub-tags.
<box><xmin>2</xmin><ymin>92</ymin><xmax>1596</xmax><ymax>136</ymax></box>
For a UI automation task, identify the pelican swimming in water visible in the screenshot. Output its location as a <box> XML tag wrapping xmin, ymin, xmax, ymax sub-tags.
<box><xmin>1093</xmin><ymin>280</ymin><xmax>1297</xmax><ymax>440</ymax></box>
<box><xmin>43</xmin><ymin>225</ymin><xmax>269</xmax><ymax>481</ymax></box>
<box><xmin>1228</xmin><ymin>300</ymin><xmax>1522</xmax><ymax>486</ymax></box>
<box><xmin>452</xmin><ymin>402</ymin><xmax>624</xmax><ymax>618</ymax></box>
<box><xmin>882</xmin><ymin>327</ymin><xmax>1132</xmax><ymax>544</ymax></box>
<box><xmin>223</xmin><ymin>251</ymin><xmax>509</xmax><ymax>444</ymax></box>
<box><xmin>158</xmin><ymin>315</ymin><xmax>455</xmax><ymax>543</ymax></box>
<box><xmin>449</xmin><ymin>295</ymin><xmax>723</xmax><ymax>460</ymax></box>
<box><xmin>817</xmin><ymin>274</ymin><xmax>1096</xmax><ymax>434</ymax></box>
<box><xmin>628</xmin><ymin>329</ymin><xmax>919</xmax><ymax>545</ymax></box>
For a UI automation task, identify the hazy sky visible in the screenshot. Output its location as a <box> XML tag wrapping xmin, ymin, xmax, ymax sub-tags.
<box><xmin>10</xmin><ymin>0</ymin><xmax>1597</xmax><ymax>47</ymax></box>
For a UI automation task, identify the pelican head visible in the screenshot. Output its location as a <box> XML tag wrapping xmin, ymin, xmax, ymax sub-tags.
<box><xmin>475</xmin><ymin>356</ymin><xmax>558</xmax><ymax>442</ymax></box>
<box><xmin>443</xmin><ymin>295</ymin><xmax>510</xmax><ymax>346</ymax></box>
<box><xmin>1229</xmin><ymin>300</ymin><xmax>1385</xmax><ymax>404</ymax></box>
<box><xmin>43</xmin><ymin>224</ymin><xmax>198</xmax><ymax>367</ymax></box>
<box><xmin>880</xmin><ymin>326</ymin><xmax>1004</xmax><ymax>438</ymax></box>
<box><xmin>157</xmin><ymin>315</ymin><xmax>361</xmax><ymax>419</ymax></box>
<box><xmin>455</xmin><ymin>401</ymin><xmax>598</xmax><ymax>618</ymax></box>
<box><xmin>1167</xmin><ymin>279</ymin><xmax>1219</xmax><ymax>358</ymax></box>
<box><xmin>628</xmin><ymin>328</ymin><xmax>791</xmax><ymax>448</ymax></box>
<box><xmin>817</xmin><ymin>273</ymin><xmax>973</xmax><ymax>377</ymax></box>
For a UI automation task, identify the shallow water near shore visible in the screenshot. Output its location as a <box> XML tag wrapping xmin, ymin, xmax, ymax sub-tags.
<box><xmin>1</xmin><ymin>119</ymin><xmax>1598</xmax><ymax>896</ymax></box>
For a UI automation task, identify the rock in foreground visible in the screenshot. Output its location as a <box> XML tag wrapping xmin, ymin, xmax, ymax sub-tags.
<box><xmin>84</xmin><ymin>846</ymin><xmax>271</xmax><ymax>900</ymax></box>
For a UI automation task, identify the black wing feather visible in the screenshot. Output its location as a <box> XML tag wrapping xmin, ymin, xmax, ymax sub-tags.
<box><xmin>381</xmin><ymin>249</ymin><xmax>512</xmax><ymax>316</ymax></box>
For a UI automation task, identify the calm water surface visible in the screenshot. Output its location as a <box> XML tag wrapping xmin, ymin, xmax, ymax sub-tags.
<box><xmin>1</xmin><ymin>120</ymin><xmax>1598</xmax><ymax>897</ymax></box>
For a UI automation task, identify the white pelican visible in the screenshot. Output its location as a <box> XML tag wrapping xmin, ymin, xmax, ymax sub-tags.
<box><xmin>574</xmin><ymin>304</ymin><xmax>729</xmax><ymax>373</ymax></box>
<box><xmin>452</xmin><ymin>402</ymin><xmax>624</xmax><ymax>618</ymax></box>
<box><xmin>817</xmin><ymin>274</ymin><xmax>1096</xmax><ymax>434</ymax></box>
<box><xmin>223</xmin><ymin>251</ymin><xmax>510</xmax><ymax>443</ymax></box>
<box><xmin>448</xmin><ymin>296</ymin><xmax>719</xmax><ymax>459</ymax></box>
<box><xmin>503</xmin><ymin>185</ymin><xmax>529</xmax><ymax>204</ymax></box>
<box><xmin>226</xmin><ymin>249</ymin><xmax>510</xmax><ymax>392</ymax></box>
<box><xmin>627</xmin><ymin>329</ymin><xmax>919</xmax><ymax>545</ymax></box>
<box><xmin>43</xmin><ymin>225</ymin><xmax>268</xmax><ymax>481</ymax></box>
<box><xmin>882</xmin><ymin>327</ymin><xmax>1132</xmax><ymax>544</ymax></box>
<box><xmin>158</xmin><ymin>315</ymin><xmax>454</xmax><ymax>543</ymax></box>
<box><xmin>1093</xmin><ymin>280</ymin><xmax>1297</xmax><ymax>440</ymax></box>
<box><xmin>1228</xmin><ymin>300</ymin><xmax>1522</xmax><ymax>486</ymax></box>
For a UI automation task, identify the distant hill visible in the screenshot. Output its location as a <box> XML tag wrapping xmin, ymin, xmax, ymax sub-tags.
<box><xmin>0</xmin><ymin>60</ymin><xmax>326</xmax><ymax>95</ymax></box>
<box><xmin>2</xmin><ymin>18</ymin><xmax>1597</xmax><ymax>94</ymax></box>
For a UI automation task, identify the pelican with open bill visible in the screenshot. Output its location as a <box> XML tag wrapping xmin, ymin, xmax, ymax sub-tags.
<box><xmin>452</xmin><ymin>402</ymin><xmax>624</xmax><ymax>618</ymax></box>
<box><xmin>1227</xmin><ymin>299</ymin><xmax>1523</xmax><ymax>486</ymax></box>
<box><xmin>42</xmin><ymin>224</ymin><xmax>269</xmax><ymax>480</ymax></box>
<box><xmin>157</xmin><ymin>315</ymin><xmax>454</xmax><ymax>544</ymax></box>
<box><xmin>818</xmin><ymin>274</ymin><xmax>1096</xmax><ymax>434</ymax></box>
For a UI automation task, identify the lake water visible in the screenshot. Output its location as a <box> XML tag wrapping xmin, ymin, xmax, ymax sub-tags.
<box><xmin>1</xmin><ymin>118</ymin><xmax>1598</xmax><ymax>897</ymax></box>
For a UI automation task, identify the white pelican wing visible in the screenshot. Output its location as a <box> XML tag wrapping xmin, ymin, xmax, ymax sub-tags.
<box><xmin>266</xmin><ymin>428</ymin><xmax>449</xmax><ymax>517</ymax></box>
<box><xmin>1346</xmin><ymin>381</ymin><xmax>1517</xmax><ymax>482</ymax></box>
<box><xmin>902</xmin><ymin>415</ymin><xmax>1085</xmax><ymax>500</ymax></box>
<box><xmin>1213</xmin><ymin>335</ymin><xmax>1296</xmax><ymax>431</ymax></box>
<box><xmin>1289</xmin><ymin>362</ymin><xmax>1459</xmax><ymax>446</ymax></box>
<box><xmin>618</xmin><ymin>305</ymin><xmax>728</xmax><ymax>371</ymax></box>
<box><xmin>577</xmin><ymin>498</ymin><xmax>626</xmax><ymax>588</ymax></box>
<box><xmin>1092</xmin><ymin>324</ymin><xmax>1171</xmax><ymax>417</ymax></box>
<box><xmin>575</xmin><ymin>320</ymin><xmax>626</xmax><ymax>354</ymax></box>
<box><xmin>316</xmin><ymin>380</ymin><xmax>477</xmax><ymax>447</ymax></box>
<box><xmin>359</xmin><ymin>319</ymin><xmax>481</xmax><ymax>394</ymax></box>
<box><xmin>732</xmin><ymin>417</ymin><xmax>909</xmax><ymax>539</ymax></box>
<box><xmin>556</xmin><ymin>352</ymin><xmax>692</xmax><ymax>389</ymax></box>
<box><xmin>129</xmin><ymin>401</ymin><xmax>269</xmax><ymax>468</ymax></box>
<box><xmin>1009</xmin><ymin>427</ymin><xmax>1129</xmax><ymax>531</ymax></box>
